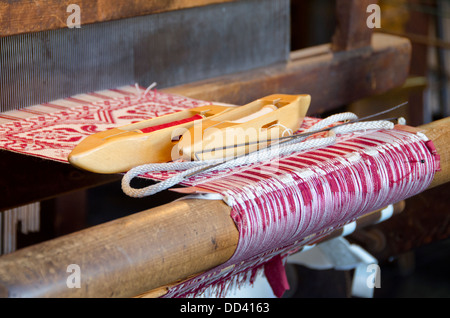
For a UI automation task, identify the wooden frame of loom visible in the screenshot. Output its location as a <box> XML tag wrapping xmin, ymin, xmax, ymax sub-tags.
<box><xmin>0</xmin><ymin>0</ymin><xmax>449</xmax><ymax>297</ymax></box>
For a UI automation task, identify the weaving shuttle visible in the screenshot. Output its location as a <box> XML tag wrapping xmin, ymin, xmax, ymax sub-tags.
<box><xmin>68</xmin><ymin>94</ymin><xmax>310</xmax><ymax>173</ymax></box>
<box><xmin>68</xmin><ymin>104</ymin><xmax>230</xmax><ymax>173</ymax></box>
<box><xmin>175</xmin><ymin>94</ymin><xmax>311</xmax><ymax>161</ymax></box>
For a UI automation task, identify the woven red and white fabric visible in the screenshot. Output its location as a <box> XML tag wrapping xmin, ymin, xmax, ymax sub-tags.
<box><xmin>0</xmin><ymin>87</ymin><xmax>440</xmax><ymax>298</ymax></box>
<box><xmin>162</xmin><ymin>122</ymin><xmax>440</xmax><ymax>298</ymax></box>
<box><xmin>0</xmin><ymin>86</ymin><xmax>210</xmax><ymax>162</ymax></box>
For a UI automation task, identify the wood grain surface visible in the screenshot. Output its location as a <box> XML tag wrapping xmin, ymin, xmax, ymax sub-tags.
<box><xmin>0</xmin><ymin>0</ymin><xmax>238</xmax><ymax>37</ymax></box>
<box><xmin>163</xmin><ymin>33</ymin><xmax>411</xmax><ymax>115</ymax></box>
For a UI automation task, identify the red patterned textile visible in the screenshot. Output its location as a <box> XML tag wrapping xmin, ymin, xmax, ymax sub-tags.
<box><xmin>0</xmin><ymin>86</ymin><xmax>210</xmax><ymax>162</ymax></box>
<box><xmin>0</xmin><ymin>87</ymin><xmax>439</xmax><ymax>298</ymax></box>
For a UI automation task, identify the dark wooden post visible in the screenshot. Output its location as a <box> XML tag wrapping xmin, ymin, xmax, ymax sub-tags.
<box><xmin>332</xmin><ymin>0</ymin><xmax>377</xmax><ymax>51</ymax></box>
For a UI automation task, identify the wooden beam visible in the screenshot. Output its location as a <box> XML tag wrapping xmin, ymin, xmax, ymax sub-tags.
<box><xmin>331</xmin><ymin>0</ymin><xmax>375</xmax><ymax>51</ymax></box>
<box><xmin>419</xmin><ymin>117</ymin><xmax>450</xmax><ymax>190</ymax></box>
<box><xmin>163</xmin><ymin>33</ymin><xmax>411</xmax><ymax>115</ymax></box>
<box><xmin>0</xmin><ymin>199</ymin><xmax>239</xmax><ymax>298</ymax></box>
<box><xmin>138</xmin><ymin>200</ymin><xmax>406</xmax><ymax>298</ymax></box>
<box><xmin>0</xmin><ymin>0</ymin><xmax>238</xmax><ymax>37</ymax></box>
<box><xmin>0</xmin><ymin>117</ymin><xmax>448</xmax><ymax>298</ymax></box>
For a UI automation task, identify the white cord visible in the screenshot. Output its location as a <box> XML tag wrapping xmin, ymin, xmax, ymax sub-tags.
<box><xmin>143</xmin><ymin>82</ymin><xmax>157</xmax><ymax>96</ymax></box>
<box><xmin>121</xmin><ymin>112</ymin><xmax>394</xmax><ymax>198</ymax></box>
<box><xmin>134</xmin><ymin>82</ymin><xmax>158</xmax><ymax>96</ymax></box>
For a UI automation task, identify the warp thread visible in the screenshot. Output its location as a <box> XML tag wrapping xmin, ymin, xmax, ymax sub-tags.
<box><xmin>160</xmin><ymin>123</ymin><xmax>439</xmax><ymax>298</ymax></box>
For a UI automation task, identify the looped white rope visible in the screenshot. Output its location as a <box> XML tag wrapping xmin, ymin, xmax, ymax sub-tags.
<box><xmin>121</xmin><ymin>112</ymin><xmax>394</xmax><ymax>198</ymax></box>
<box><xmin>306</xmin><ymin>112</ymin><xmax>358</xmax><ymax>132</ymax></box>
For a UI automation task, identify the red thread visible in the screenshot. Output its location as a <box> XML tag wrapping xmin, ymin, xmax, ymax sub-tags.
<box><xmin>138</xmin><ymin>114</ymin><xmax>203</xmax><ymax>133</ymax></box>
<box><xmin>425</xmin><ymin>140</ymin><xmax>441</xmax><ymax>171</ymax></box>
<box><xmin>263</xmin><ymin>255</ymin><xmax>290</xmax><ymax>298</ymax></box>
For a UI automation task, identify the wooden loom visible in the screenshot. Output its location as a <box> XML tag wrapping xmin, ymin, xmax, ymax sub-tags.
<box><xmin>0</xmin><ymin>0</ymin><xmax>449</xmax><ymax>297</ymax></box>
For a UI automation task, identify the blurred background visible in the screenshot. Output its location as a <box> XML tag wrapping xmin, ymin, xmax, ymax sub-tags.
<box><xmin>291</xmin><ymin>0</ymin><xmax>449</xmax><ymax>126</ymax></box>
